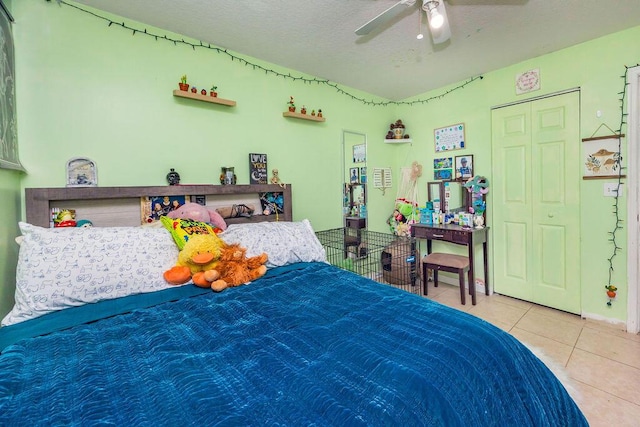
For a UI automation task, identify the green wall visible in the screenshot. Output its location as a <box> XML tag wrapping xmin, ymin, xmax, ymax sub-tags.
<box><xmin>396</xmin><ymin>27</ymin><xmax>640</xmax><ymax>323</ymax></box>
<box><xmin>1</xmin><ymin>0</ymin><xmax>637</xmax><ymax>325</ymax></box>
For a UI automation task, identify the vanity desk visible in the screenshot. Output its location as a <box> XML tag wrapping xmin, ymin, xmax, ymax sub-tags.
<box><xmin>411</xmin><ymin>223</ymin><xmax>489</xmax><ymax>305</ymax></box>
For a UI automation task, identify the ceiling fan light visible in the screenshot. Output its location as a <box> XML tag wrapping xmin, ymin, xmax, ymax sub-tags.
<box><xmin>417</xmin><ymin>33</ymin><xmax>424</xmax><ymax>40</ymax></box>
<box><xmin>429</xmin><ymin>9</ymin><xmax>444</xmax><ymax>29</ymax></box>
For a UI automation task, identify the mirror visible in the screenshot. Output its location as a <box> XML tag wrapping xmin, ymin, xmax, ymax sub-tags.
<box><xmin>342</xmin><ymin>130</ymin><xmax>367</xmax><ymax>225</ymax></box>
<box><xmin>427</xmin><ymin>180</ymin><xmax>469</xmax><ymax>213</ymax></box>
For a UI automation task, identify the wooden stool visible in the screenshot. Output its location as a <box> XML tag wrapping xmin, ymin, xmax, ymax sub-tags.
<box><xmin>422</xmin><ymin>253</ymin><xmax>474</xmax><ymax>305</ymax></box>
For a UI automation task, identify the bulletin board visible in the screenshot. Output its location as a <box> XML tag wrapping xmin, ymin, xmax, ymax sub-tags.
<box><xmin>434</xmin><ymin>123</ymin><xmax>465</xmax><ymax>152</ymax></box>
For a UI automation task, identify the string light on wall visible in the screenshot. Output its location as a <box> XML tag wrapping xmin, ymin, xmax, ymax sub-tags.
<box><xmin>44</xmin><ymin>0</ymin><xmax>482</xmax><ymax>106</ymax></box>
<box><xmin>604</xmin><ymin>64</ymin><xmax>639</xmax><ymax>306</ymax></box>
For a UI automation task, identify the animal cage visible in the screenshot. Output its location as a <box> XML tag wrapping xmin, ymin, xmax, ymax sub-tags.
<box><xmin>315</xmin><ymin>228</ymin><xmax>420</xmax><ymax>294</ymax></box>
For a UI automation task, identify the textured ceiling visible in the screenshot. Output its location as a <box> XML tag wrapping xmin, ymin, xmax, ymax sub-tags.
<box><xmin>74</xmin><ymin>0</ymin><xmax>640</xmax><ymax>100</ymax></box>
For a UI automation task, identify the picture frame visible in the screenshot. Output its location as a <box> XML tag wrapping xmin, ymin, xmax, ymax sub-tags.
<box><xmin>349</xmin><ymin>167</ymin><xmax>359</xmax><ymax>184</ymax></box>
<box><xmin>582</xmin><ymin>134</ymin><xmax>626</xmax><ymax>179</ymax></box>
<box><xmin>454</xmin><ymin>155</ymin><xmax>474</xmax><ymax>180</ymax></box>
<box><xmin>66</xmin><ymin>157</ymin><xmax>98</xmax><ymax>187</ymax></box>
<box><xmin>359</xmin><ymin>167</ymin><xmax>367</xmax><ymax>184</ymax></box>
<box><xmin>353</xmin><ymin>143</ymin><xmax>366</xmax><ymax>163</ymax></box>
<box><xmin>433</xmin><ymin>157</ymin><xmax>453</xmax><ymax>180</ymax></box>
<box><xmin>140</xmin><ymin>195</ymin><xmax>186</xmax><ymax>224</ymax></box>
<box><xmin>434</xmin><ymin>123</ymin><xmax>465</xmax><ymax>152</ymax></box>
<box><xmin>0</xmin><ymin>3</ymin><xmax>22</xmax><ymax>170</ymax></box>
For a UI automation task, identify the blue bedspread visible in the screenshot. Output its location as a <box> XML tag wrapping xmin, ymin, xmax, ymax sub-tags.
<box><xmin>0</xmin><ymin>262</ymin><xmax>587</xmax><ymax>426</ymax></box>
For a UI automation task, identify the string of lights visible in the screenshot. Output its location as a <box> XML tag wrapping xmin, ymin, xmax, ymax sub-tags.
<box><xmin>45</xmin><ymin>0</ymin><xmax>482</xmax><ymax>106</ymax></box>
<box><xmin>605</xmin><ymin>64</ymin><xmax>639</xmax><ymax>306</ymax></box>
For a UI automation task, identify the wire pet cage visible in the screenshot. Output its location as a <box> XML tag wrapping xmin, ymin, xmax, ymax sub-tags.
<box><xmin>315</xmin><ymin>228</ymin><xmax>420</xmax><ymax>294</ymax></box>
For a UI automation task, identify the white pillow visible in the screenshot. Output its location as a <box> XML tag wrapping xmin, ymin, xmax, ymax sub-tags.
<box><xmin>220</xmin><ymin>219</ymin><xmax>326</xmax><ymax>268</ymax></box>
<box><xmin>2</xmin><ymin>223</ymin><xmax>180</xmax><ymax>326</ymax></box>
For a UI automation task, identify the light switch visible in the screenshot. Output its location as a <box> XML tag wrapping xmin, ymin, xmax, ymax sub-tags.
<box><xmin>603</xmin><ymin>183</ymin><xmax>623</xmax><ymax>197</ymax></box>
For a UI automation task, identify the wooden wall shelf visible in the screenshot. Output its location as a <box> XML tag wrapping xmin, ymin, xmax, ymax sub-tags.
<box><xmin>385</xmin><ymin>138</ymin><xmax>412</xmax><ymax>144</ymax></box>
<box><xmin>282</xmin><ymin>111</ymin><xmax>325</xmax><ymax>122</ymax></box>
<box><xmin>173</xmin><ymin>90</ymin><xmax>236</xmax><ymax>107</ymax></box>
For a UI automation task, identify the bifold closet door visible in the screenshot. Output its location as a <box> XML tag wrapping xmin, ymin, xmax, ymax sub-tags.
<box><xmin>491</xmin><ymin>91</ymin><xmax>581</xmax><ymax>314</ymax></box>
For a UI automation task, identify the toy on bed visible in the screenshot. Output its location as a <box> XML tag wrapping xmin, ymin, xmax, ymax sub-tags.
<box><xmin>207</xmin><ymin>243</ymin><xmax>268</xmax><ymax>292</ymax></box>
<box><xmin>163</xmin><ymin>234</ymin><xmax>225</xmax><ymax>288</ymax></box>
<box><xmin>166</xmin><ymin>202</ymin><xmax>227</xmax><ymax>231</ymax></box>
<box><xmin>163</xmin><ymin>233</ymin><xmax>268</xmax><ymax>291</ymax></box>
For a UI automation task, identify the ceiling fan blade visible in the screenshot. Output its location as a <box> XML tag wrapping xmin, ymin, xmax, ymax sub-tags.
<box><xmin>355</xmin><ymin>0</ymin><xmax>416</xmax><ymax>36</ymax></box>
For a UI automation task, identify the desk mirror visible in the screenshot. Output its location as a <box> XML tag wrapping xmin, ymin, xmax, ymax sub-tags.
<box><xmin>427</xmin><ymin>180</ymin><xmax>469</xmax><ymax>213</ymax></box>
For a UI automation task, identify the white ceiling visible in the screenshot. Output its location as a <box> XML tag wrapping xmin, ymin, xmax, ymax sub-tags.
<box><xmin>73</xmin><ymin>0</ymin><xmax>640</xmax><ymax>100</ymax></box>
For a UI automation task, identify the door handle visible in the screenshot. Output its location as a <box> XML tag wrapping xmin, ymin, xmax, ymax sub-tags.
<box><xmin>548</xmin><ymin>212</ymin><xmax>554</xmax><ymax>218</ymax></box>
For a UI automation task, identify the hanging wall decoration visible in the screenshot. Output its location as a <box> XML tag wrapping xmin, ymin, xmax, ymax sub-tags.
<box><xmin>582</xmin><ymin>134</ymin><xmax>625</xmax><ymax>179</ymax></box>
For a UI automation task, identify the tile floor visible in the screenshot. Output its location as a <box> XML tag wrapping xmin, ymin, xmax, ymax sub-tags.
<box><xmin>423</xmin><ymin>281</ymin><xmax>640</xmax><ymax>427</ymax></box>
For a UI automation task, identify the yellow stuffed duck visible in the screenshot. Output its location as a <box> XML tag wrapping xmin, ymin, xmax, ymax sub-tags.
<box><xmin>163</xmin><ymin>233</ymin><xmax>225</xmax><ymax>288</ymax></box>
<box><xmin>163</xmin><ymin>233</ymin><xmax>268</xmax><ymax>292</ymax></box>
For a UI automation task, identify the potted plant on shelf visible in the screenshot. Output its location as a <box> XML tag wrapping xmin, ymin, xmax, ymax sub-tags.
<box><xmin>210</xmin><ymin>85</ymin><xmax>218</xmax><ymax>97</ymax></box>
<box><xmin>287</xmin><ymin>96</ymin><xmax>296</xmax><ymax>112</ymax></box>
<box><xmin>317</xmin><ymin>109</ymin><xmax>323</xmax><ymax>118</ymax></box>
<box><xmin>179</xmin><ymin>75</ymin><xmax>189</xmax><ymax>91</ymax></box>
<box><xmin>191</xmin><ymin>86</ymin><xmax>197</xmax><ymax>94</ymax></box>
<box><xmin>301</xmin><ymin>106</ymin><xmax>307</xmax><ymax>115</ymax></box>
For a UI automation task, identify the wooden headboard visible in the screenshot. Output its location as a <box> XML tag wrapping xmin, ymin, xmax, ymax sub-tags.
<box><xmin>26</xmin><ymin>184</ymin><xmax>292</xmax><ymax>228</ymax></box>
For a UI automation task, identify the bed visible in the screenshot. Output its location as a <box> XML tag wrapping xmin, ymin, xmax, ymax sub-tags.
<box><xmin>0</xmin><ymin>186</ymin><xmax>587</xmax><ymax>426</ymax></box>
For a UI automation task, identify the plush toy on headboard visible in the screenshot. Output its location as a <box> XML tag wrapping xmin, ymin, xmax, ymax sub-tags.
<box><xmin>167</xmin><ymin>202</ymin><xmax>227</xmax><ymax>231</ymax></box>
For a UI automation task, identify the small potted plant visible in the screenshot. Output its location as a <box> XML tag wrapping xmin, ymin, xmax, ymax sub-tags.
<box><xmin>287</xmin><ymin>96</ymin><xmax>296</xmax><ymax>112</ymax></box>
<box><xmin>179</xmin><ymin>75</ymin><xmax>189</xmax><ymax>91</ymax></box>
<box><xmin>191</xmin><ymin>86</ymin><xmax>197</xmax><ymax>94</ymax></box>
<box><xmin>317</xmin><ymin>109</ymin><xmax>323</xmax><ymax>118</ymax></box>
<box><xmin>301</xmin><ymin>105</ymin><xmax>307</xmax><ymax>115</ymax></box>
<box><xmin>311</xmin><ymin>110</ymin><xmax>316</xmax><ymax>116</ymax></box>
<box><xmin>210</xmin><ymin>85</ymin><xmax>218</xmax><ymax>97</ymax></box>
<box><xmin>200</xmin><ymin>88</ymin><xmax>207</xmax><ymax>95</ymax></box>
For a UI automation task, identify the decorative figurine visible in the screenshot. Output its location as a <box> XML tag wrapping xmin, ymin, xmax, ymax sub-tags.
<box><xmin>220</xmin><ymin>167</ymin><xmax>236</xmax><ymax>185</ymax></box>
<box><xmin>201</xmin><ymin>89</ymin><xmax>207</xmax><ymax>95</ymax></box>
<box><xmin>270</xmin><ymin>168</ymin><xmax>286</xmax><ymax>188</ymax></box>
<box><xmin>191</xmin><ymin>87</ymin><xmax>197</xmax><ymax>94</ymax></box>
<box><xmin>317</xmin><ymin>109</ymin><xmax>323</xmax><ymax>118</ymax></box>
<box><xmin>287</xmin><ymin>96</ymin><xmax>296</xmax><ymax>112</ymax></box>
<box><xmin>301</xmin><ymin>106</ymin><xmax>307</xmax><ymax>115</ymax></box>
<box><xmin>166</xmin><ymin>168</ymin><xmax>181</xmax><ymax>185</ymax></box>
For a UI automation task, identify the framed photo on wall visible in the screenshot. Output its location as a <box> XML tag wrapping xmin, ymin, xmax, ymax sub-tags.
<box><xmin>360</xmin><ymin>167</ymin><xmax>367</xmax><ymax>183</ymax></box>
<box><xmin>454</xmin><ymin>155</ymin><xmax>473</xmax><ymax>180</ymax></box>
<box><xmin>433</xmin><ymin>157</ymin><xmax>453</xmax><ymax>180</ymax></box>
<box><xmin>353</xmin><ymin>143</ymin><xmax>366</xmax><ymax>163</ymax></box>
<box><xmin>349</xmin><ymin>167</ymin><xmax>359</xmax><ymax>183</ymax></box>
<box><xmin>434</xmin><ymin>123</ymin><xmax>465</xmax><ymax>152</ymax></box>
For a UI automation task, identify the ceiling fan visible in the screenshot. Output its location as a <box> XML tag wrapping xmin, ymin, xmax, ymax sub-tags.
<box><xmin>355</xmin><ymin>0</ymin><xmax>451</xmax><ymax>44</ymax></box>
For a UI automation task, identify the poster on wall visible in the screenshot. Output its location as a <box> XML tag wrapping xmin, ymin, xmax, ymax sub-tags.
<box><xmin>0</xmin><ymin>3</ymin><xmax>21</xmax><ymax>170</ymax></box>
<box><xmin>434</xmin><ymin>123</ymin><xmax>465</xmax><ymax>152</ymax></box>
<box><xmin>582</xmin><ymin>134</ymin><xmax>626</xmax><ymax>179</ymax></box>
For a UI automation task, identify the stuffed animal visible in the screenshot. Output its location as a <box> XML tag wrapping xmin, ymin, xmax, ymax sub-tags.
<box><xmin>206</xmin><ymin>243</ymin><xmax>268</xmax><ymax>292</ymax></box>
<box><xmin>163</xmin><ymin>233</ymin><xmax>226</xmax><ymax>287</ymax></box>
<box><xmin>167</xmin><ymin>202</ymin><xmax>227</xmax><ymax>231</ymax></box>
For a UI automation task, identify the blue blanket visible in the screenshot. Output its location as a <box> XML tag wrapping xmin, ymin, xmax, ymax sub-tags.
<box><xmin>0</xmin><ymin>262</ymin><xmax>587</xmax><ymax>426</ymax></box>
